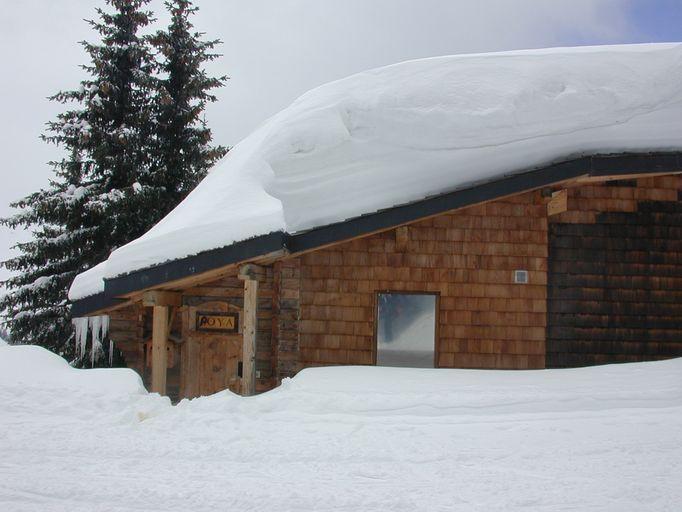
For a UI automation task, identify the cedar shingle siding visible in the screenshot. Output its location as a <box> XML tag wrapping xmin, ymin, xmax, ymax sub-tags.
<box><xmin>294</xmin><ymin>190</ymin><xmax>549</xmax><ymax>371</ymax></box>
<box><xmin>547</xmin><ymin>176</ymin><xmax>682</xmax><ymax>367</ymax></box>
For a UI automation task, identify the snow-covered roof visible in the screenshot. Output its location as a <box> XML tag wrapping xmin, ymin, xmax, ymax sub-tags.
<box><xmin>69</xmin><ymin>43</ymin><xmax>682</xmax><ymax>301</ymax></box>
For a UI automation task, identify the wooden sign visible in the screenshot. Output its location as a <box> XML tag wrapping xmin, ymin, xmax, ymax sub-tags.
<box><xmin>196</xmin><ymin>312</ymin><xmax>239</xmax><ymax>333</ymax></box>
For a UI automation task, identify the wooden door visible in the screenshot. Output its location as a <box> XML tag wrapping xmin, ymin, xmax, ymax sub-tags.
<box><xmin>196</xmin><ymin>335</ymin><xmax>241</xmax><ymax>395</ymax></box>
<box><xmin>181</xmin><ymin>301</ymin><xmax>243</xmax><ymax>397</ymax></box>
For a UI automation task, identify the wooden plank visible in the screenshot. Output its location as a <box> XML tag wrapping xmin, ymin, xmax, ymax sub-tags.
<box><xmin>575</xmin><ymin>171</ymin><xmax>682</xmax><ymax>184</ymax></box>
<box><xmin>242</xmin><ymin>278</ymin><xmax>258</xmax><ymax>395</ymax></box>
<box><xmin>547</xmin><ymin>189</ymin><xmax>568</xmax><ymax>216</ymax></box>
<box><xmin>151</xmin><ymin>305</ymin><xmax>169</xmax><ymax>394</ymax></box>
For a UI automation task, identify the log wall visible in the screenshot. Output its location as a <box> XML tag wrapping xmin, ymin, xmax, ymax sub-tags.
<box><xmin>110</xmin><ymin>304</ymin><xmax>184</xmax><ymax>400</ymax></box>
<box><xmin>272</xmin><ymin>259</ymin><xmax>302</xmax><ymax>382</ymax></box>
<box><xmin>109</xmin><ymin>304</ymin><xmax>145</xmax><ymax>376</ymax></box>
<box><xmin>547</xmin><ymin>175</ymin><xmax>682</xmax><ymax>366</ymax></box>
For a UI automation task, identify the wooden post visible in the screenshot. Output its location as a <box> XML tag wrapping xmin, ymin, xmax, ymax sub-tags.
<box><xmin>151</xmin><ymin>305</ymin><xmax>169</xmax><ymax>395</ymax></box>
<box><xmin>242</xmin><ymin>278</ymin><xmax>258</xmax><ymax>396</ymax></box>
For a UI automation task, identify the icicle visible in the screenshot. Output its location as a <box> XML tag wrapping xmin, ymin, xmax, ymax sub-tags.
<box><xmin>72</xmin><ymin>317</ymin><xmax>89</xmax><ymax>360</ymax></box>
<box><xmin>72</xmin><ymin>315</ymin><xmax>109</xmax><ymax>365</ymax></box>
<box><xmin>102</xmin><ymin>315</ymin><xmax>112</xmax><ymax>367</ymax></box>
<box><xmin>89</xmin><ymin>316</ymin><xmax>102</xmax><ymax>367</ymax></box>
<box><xmin>101</xmin><ymin>315</ymin><xmax>109</xmax><ymax>339</ymax></box>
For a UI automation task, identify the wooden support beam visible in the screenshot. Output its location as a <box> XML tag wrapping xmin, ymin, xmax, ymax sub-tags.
<box><xmin>238</xmin><ymin>263</ymin><xmax>266</xmax><ymax>282</ymax></box>
<box><xmin>241</xmin><ymin>278</ymin><xmax>258</xmax><ymax>396</ymax></box>
<box><xmin>142</xmin><ymin>290</ymin><xmax>181</xmax><ymax>307</ymax></box>
<box><xmin>151</xmin><ymin>305</ymin><xmax>169</xmax><ymax>395</ymax></box>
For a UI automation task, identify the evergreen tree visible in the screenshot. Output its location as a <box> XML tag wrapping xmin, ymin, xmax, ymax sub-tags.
<box><xmin>1</xmin><ymin>0</ymin><xmax>228</xmax><ymax>362</ymax></box>
<box><xmin>77</xmin><ymin>0</ymin><xmax>158</xmax><ymax>246</ymax></box>
<box><xmin>0</xmin><ymin>0</ymin><xmax>157</xmax><ymax>360</ymax></box>
<box><xmin>0</xmin><ymin>326</ymin><xmax>11</xmax><ymax>343</ymax></box>
<box><xmin>1</xmin><ymin>139</ymin><xmax>93</xmax><ymax>359</ymax></box>
<box><xmin>150</xmin><ymin>0</ymin><xmax>228</xmax><ymax>206</ymax></box>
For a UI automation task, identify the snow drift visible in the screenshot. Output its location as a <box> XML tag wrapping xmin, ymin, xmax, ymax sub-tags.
<box><xmin>0</xmin><ymin>341</ymin><xmax>147</xmax><ymax>396</ymax></box>
<box><xmin>1</xmin><ymin>343</ymin><xmax>681</xmax><ymax>511</ymax></box>
<box><xmin>70</xmin><ymin>43</ymin><xmax>682</xmax><ymax>299</ymax></box>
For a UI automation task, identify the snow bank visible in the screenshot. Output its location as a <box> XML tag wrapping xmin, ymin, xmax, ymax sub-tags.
<box><xmin>1</xmin><ymin>341</ymin><xmax>681</xmax><ymax>511</ymax></box>
<box><xmin>176</xmin><ymin>359</ymin><xmax>682</xmax><ymax>420</ymax></box>
<box><xmin>278</xmin><ymin>361</ymin><xmax>682</xmax><ymax>415</ymax></box>
<box><xmin>0</xmin><ymin>342</ymin><xmax>144</xmax><ymax>395</ymax></box>
<box><xmin>69</xmin><ymin>43</ymin><xmax>682</xmax><ymax>299</ymax></box>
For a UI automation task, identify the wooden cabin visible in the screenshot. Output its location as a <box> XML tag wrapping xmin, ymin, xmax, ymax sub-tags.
<box><xmin>71</xmin><ymin>153</ymin><xmax>682</xmax><ymax>400</ymax></box>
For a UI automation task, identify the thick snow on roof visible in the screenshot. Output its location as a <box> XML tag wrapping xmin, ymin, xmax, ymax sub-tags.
<box><xmin>70</xmin><ymin>261</ymin><xmax>108</xmax><ymax>301</ymax></box>
<box><xmin>70</xmin><ymin>43</ymin><xmax>682</xmax><ymax>300</ymax></box>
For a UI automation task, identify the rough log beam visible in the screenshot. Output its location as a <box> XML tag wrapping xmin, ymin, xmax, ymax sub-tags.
<box><xmin>143</xmin><ymin>290</ymin><xmax>182</xmax><ymax>307</ymax></box>
<box><xmin>151</xmin><ymin>305</ymin><xmax>169</xmax><ymax>395</ymax></box>
<box><xmin>239</xmin><ymin>264</ymin><xmax>260</xmax><ymax>396</ymax></box>
<box><xmin>238</xmin><ymin>263</ymin><xmax>267</xmax><ymax>282</ymax></box>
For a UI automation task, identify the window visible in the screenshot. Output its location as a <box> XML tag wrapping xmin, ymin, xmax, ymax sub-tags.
<box><xmin>376</xmin><ymin>292</ymin><xmax>437</xmax><ymax>368</ymax></box>
<box><xmin>514</xmin><ymin>269</ymin><xmax>529</xmax><ymax>284</ymax></box>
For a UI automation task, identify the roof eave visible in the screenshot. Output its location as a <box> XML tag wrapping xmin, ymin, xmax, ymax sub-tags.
<box><xmin>71</xmin><ymin>151</ymin><xmax>682</xmax><ymax>316</ymax></box>
<box><xmin>71</xmin><ymin>294</ymin><xmax>127</xmax><ymax>317</ymax></box>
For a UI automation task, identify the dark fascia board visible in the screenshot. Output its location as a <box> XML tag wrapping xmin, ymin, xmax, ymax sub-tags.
<box><xmin>71</xmin><ymin>293</ymin><xmax>125</xmax><ymax>317</ymax></box>
<box><xmin>104</xmin><ymin>230</ymin><xmax>288</xmax><ymax>297</ymax></box>
<box><xmin>71</xmin><ymin>151</ymin><xmax>682</xmax><ymax>316</ymax></box>
<box><xmin>590</xmin><ymin>152</ymin><xmax>681</xmax><ymax>175</ymax></box>
<box><xmin>72</xmin><ymin>231</ymin><xmax>288</xmax><ymax>316</ymax></box>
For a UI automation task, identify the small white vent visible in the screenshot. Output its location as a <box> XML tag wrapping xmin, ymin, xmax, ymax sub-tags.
<box><xmin>514</xmin><ymin>270</ymin><xmax>529</xmax><ymax>284</ymax></box>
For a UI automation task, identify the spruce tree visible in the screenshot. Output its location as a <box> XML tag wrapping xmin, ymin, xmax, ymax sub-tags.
<box><xmin>0</xmin><ymin>147</ymin><xmax>89</xmax><ymax>358</ymax></box>
<box><xmin>1</xmin><ymin>0</ymin><xmax>157</xmax><ymax>360</ymax></box>
<box><xmin>150</xmin><ymin>0</ymin><xmax>228</xmax><ymax>206</ymax></box>
<box><xmin>77</xmin><ymin>0</ymin><xmax>158</xmax><ymax>246</ymax></box>
<box><xmin>1</xmin><ymin>0</ymin><xmax>229</xmax><ymax>362</ymax></box>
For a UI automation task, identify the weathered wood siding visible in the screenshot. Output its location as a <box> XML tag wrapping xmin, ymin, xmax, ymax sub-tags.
<box><xmin>272</xmin><ymin>260</ymin><xmax>302</xmax><ymax>382</ymax></box>
<box><xmin>180</xmin><ymin>270</ymin><xmax>275</xmax><ymax>396</ymax></box>
<box><xmin>295</xmin><ymin>190</ymin><xmax>549</xmax><ymax>370</ymax></box>
<box><xmin>548</xmin><ymin>176</ymin><xmax>682</xmax><ymax>366</ymax></box>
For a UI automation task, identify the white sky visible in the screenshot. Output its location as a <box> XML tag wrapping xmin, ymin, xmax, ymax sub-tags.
<box><xmin>0</xmin><ymin>0</ymin><xmax>655</xmax><ymax>285</ymax></box>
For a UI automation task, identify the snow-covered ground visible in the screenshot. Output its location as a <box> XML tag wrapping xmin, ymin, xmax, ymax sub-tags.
<box><xmin>1</xmin><ymin>340</ymin><xmax>681</xmax><ymax>511</ymax></box>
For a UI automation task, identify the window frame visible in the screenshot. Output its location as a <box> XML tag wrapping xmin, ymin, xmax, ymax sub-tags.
<box><xmin>372</xmin><ymin>290</ymin><xmax>441</xmax><ymax>368</ymax></box>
